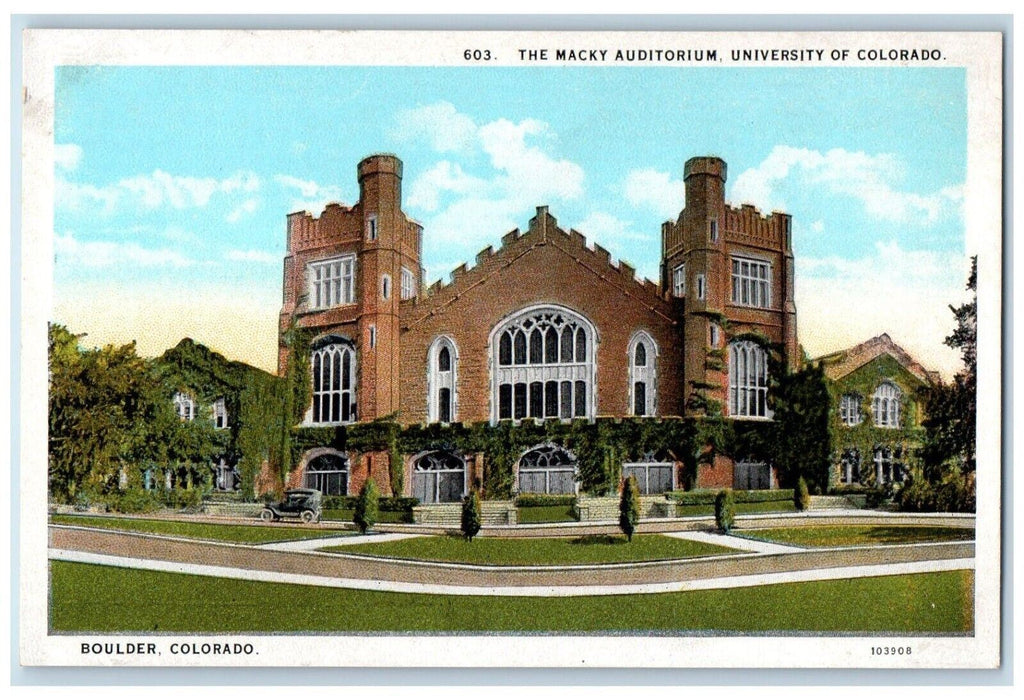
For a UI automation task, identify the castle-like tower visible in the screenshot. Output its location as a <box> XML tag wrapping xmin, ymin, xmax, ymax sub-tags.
<box><xmin>278</xmin><ymin>154</ymin><xmax>422</xmax><ymax>422</ymax></box>
<box><xmin>661</xmin><ymin>156</ymin><xmax>798</xmax><ymax>421</ymax></box>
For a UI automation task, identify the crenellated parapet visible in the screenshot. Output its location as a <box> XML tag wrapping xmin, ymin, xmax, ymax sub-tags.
<box><xmin>724</xmin><ymin>204</ymin><xmax>792</xmax><ymax>250</ymax></box>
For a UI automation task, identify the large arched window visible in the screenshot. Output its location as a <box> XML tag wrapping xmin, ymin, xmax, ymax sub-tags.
<box><xmin>872</xmin><ymin>382</ymin><xmax>902</xmax><ymax>428</ymax></box>
<box><xmin>728</xmin><ymin>340</ymin><xmax>770</xmax><ymax>418</ymax></box>
<box><xmin>491</xmin><ymin>306</ymin><xmax>596</xmax><ymax>422</ymax></box>
<box><xmin>304</xmin><ymin>452</ymin><xmax>349</xmax><ymax>495</ymax></box>
<box><xmin>427</xmin><ymin>336</ymin><xmax>457</xmax><ymax>423</ymax></box>
<box><xmin>518</xmin><ymin>444</ymin><xmax>577</xmax><ymax>495</ymax></box>
<box><xmin>628</xmin><ymin>331</ymin><xmax>657</xmax><ymax>416</ymax></box>
<box><xmin>310</xmin><ymin>336</ymin><xmax>356</xmax><ymax>424</ymax></box>
<box><xmin>413</xmin><ymin>451</ymin><xmax>466</xmax><ymax>503</ymax></box>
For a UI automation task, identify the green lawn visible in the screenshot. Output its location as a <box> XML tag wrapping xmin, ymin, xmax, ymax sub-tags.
<box><xmin>323</xmin><ymin>533</ymin><xmax>736</xmax><ymax>565</ymax></box>
<box><xmin>517</xmin><ymin>505</ymin><xmax>577</xmax><ymax>524</ymax></box>
<box><xmin>741</xmin><ymin>525</ymin><xmax>976</xmax><ymax>548</ymax></box>
<box><xmin>49</xmin><ymin>515</ymin><xmax>349</xmax><ymax>544</ymax></box>
<box><xmin>50</xmin><ymin>561</ymin><xmax>974</xmax><ymax>633</ymax></box>
<box><xmin>676</xmin><ymin>501</ymin><xmax>798</xmax><ymax>517</ymax></box>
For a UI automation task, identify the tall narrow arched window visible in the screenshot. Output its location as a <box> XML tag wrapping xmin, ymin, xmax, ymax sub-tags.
<box><xmin>518</xmin><ymin>444</ymin><xmax>577</xmax><ymax>495</ymax></box>
<box><xmin>310</xmin><ymin>336</ymin><xmax>356</xmax><ymax>424</ymax></box>
<box><xmin>628</xmin><ymin>331</ymin><xmax>657</xmax><ymax>416</ymax></box>
<box><xmin>872</xmin><ymin>382</ymin><xmax>902</xmax><ymax>428</ymax></box>
<box><xmin>491</xmin><ymin>306</ymin><xmax>596</xmax><ymax>422</ymax></box>
<box><xmin>427</xmin><ymin>336</ymin><xmax>457</xmax><ymax>423</ymax></box>
<box><xmin>728</xmin><ymin>340</ymin><xmax>770</xmax><ymax>418</ymax></box>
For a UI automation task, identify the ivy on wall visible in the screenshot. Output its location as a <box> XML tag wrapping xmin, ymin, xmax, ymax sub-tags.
<box><xmin>826</xmin><ymin>354</ymin><xmax>928</xmax><ymax>487</ymax></box>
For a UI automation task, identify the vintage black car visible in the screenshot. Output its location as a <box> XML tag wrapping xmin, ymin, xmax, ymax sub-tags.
<box><xmin>260</xmin><ymin>488</ymin><xmax>322</xmax><ymax>523</ymax></box>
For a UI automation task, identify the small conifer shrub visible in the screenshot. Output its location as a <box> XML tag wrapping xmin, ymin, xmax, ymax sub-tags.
<box><xmin>715</xmin><ymin>489</ymin><xmax>735</xmax><ymax>533</ymax></box>
<box><xmin>354</xmin><ymin>478</ymin><xmax>379</xmax><ymax>535</ymax></box>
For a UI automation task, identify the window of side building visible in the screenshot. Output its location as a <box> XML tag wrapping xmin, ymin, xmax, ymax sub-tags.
<box><xmin>212</xmin><ymin>398</ymin><xmax>228</xmax><ymax>429</ymax></box>
<box><xmin>308</xmin><ymin>255</ymin><xmax>355</xmax><ymax>309</ymax></box>
<box><xmin>872</xmin><ymin>382</ymin><xmax>902</xmax><ymax>428</ymax></box>
<box><xmin>731</xmin><ymin>256</ymin><xmax>772</xmax><ymax>308</ymax></box>
<box><xmin>839</xmin><ymin>393</ymin><xmax>863</xmax><ymax>426</ymax></box>
<box><xmin>173</xmin><ymin>391</ymin><xmax>196</xmax><ymax>421</ymax></box>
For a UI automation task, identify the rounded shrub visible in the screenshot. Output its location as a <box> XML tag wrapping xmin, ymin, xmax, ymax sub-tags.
<box><xmin>714</xmin><ymin>489</ymin><xmax>735</xmax><ymax>533</ymax></box>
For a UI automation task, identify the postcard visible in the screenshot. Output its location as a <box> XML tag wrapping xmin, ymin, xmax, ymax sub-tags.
<box><xmin>19</xmin><ymin>28</ymin><xmax>1002</xmax><ymax>669</ymax></box>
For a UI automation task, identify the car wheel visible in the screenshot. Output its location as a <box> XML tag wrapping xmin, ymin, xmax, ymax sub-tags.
<box><xmin>260</xmin><ymin>509</ymin><xmax>274</xmax><ymax>522</ymax></box>
<box><xmin>300</xmin><ymin>510</ymin><xmax>315</xmax><ymax>524</ymax></box>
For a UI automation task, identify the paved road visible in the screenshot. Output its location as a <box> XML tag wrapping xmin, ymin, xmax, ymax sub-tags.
<box><xmin>49</xmin><ymin>524</ymin><xmax>974</xmax><ymax>597</ymax></box>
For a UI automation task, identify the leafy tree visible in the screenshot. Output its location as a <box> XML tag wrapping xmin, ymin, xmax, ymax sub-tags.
<box><xmin>461</xmin><ymin>490</ymin><xmax>482</xmax><ymax>542</ymax></box>
<box><xmin>794</xmin><ymin>476</ymin><xmax>811</xmax><ymax>511</ymax></box>
<box><xmin>920</xmin><ymin>257</ymin><xmax>977</xmax><ymax>481</ymax></box>
<box><xmin>619</xmin><ymin>474</ymin><xmax>641</xmax><ymax>542</ymax></box>
<box><xmin>770</xmin><ymin>363</ymin><xmax>832</xmax><ymax>491</ymax></box>
<box><xmin>715</xmin><ymin>489</ymin><xmax>735</xmax><ymax>533</ymax></box>
<box><xmin>48</xmin><ymin>325</ymin><xmax>170</xmax><ymax>501</ymax></box>
<box><xmin>354</xmin><ymin>478</ymin><xmax>379</xmax><ymax>534</ymax></box>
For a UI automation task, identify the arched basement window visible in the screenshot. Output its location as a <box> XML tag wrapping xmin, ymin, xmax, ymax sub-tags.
<box><xmin>622</xmin><ymin>451</ymin><xmax>674</xmax><ymax>494</ymax></box>
<box><xmin>427</xmin><ymin>336</ymin><xmax>457</xmax><ymax>423</ymax></box>
<box><xmin>311</xmin><ymin>336</ymin><xmax>356</xmax><ymax>424</ymax></box>
<box><xmin>304</xmin><ymin>452</ymin><xmax>349</xmax><ymax>496</ymax></box>
<box><xmin>628</xmin><ymin>331</ymin><xmax>657</xmax><ymax>416</ymax></box>
<box><xmin>518</xmin><ymin>444</ymin><xmax>577</xmax><ymax>495</ymax></box>
<box><xmin>872</xmin><ymin>382</ymin><xmax>902</xmax><ymax>428</ymax></box>
<box><xmin>413</xmin><ymin>451</ymin><xmax>466</xmax><ymax>504</ymax></box>
<box><xmin>728</xmin><ymin>340</ymin><xmax>770</xmax><ymax>419</ymax></box>
<box><xmin>492</xmin><ymin>306</ymin><xmax>596</xmax><ymax>422</ymax></box>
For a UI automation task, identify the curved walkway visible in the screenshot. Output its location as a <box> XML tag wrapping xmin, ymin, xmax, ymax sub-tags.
<box><xmin>49</xmin><ymin>524</ymin><xmax>974</xmax><ymax>598</ymax></box>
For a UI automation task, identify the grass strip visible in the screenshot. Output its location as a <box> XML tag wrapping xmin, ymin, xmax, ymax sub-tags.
<box><xmin>49</xmin><ymin>514</ymin><xmax>345</xmax><ymax>544</ymax></box>
<box><xmin>741</xmin><ymin>525</ymin><xmax>975</xmax><ymax>548</ymax></box>
<box><xmin>324</xmin><ymin>533</ymin><xmax>736</xmax><ymax>565</ymax></box>
<box><xmin>50</xmin><ymin>561</ymin><xmax>974</xmax><ymax>633</ymax></box>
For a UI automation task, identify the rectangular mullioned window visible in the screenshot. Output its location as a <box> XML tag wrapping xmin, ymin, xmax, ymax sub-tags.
<box><xmin>731</xmin><ymin>256</ymin><xmax>772</xmax><ymax>308</ymax></box>
<box><xmin>672</xmin><ymin>264</ymin><xmax>685</xmax><ymax>297</ymax></box>
<box><xmin>401</xmin><ymin>267</ymin><xmax>416</xmax><ymax>300</ymax></box>
<box><xmin>309</xmin><ymin>255</ymin><xmax>355</xmax><ymax>309</ymax></box>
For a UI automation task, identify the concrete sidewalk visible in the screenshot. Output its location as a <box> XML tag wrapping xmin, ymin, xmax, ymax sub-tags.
<box><xmin>663</xmin><ymin>530</ymin><xmax>804</xmax><ymax>555</ymax></box>
<box><xmin>258</xmin><ymin>532</ymin><xmax>421</xmax><ymax>552</ymax></box>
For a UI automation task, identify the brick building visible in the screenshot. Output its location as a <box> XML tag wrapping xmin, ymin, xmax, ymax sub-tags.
<box><xmin>278</xmin><ymin>153</ymin><xmax>799</xmax><ymax>502</ymax></box>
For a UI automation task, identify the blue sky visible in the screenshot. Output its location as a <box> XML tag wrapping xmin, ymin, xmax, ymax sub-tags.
<box><xmin>52</xmin><ymin>65</ymin><xmax>970</xmax><ymax>376</ymax></box>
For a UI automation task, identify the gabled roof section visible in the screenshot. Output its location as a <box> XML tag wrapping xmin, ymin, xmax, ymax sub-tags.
<box><xmin>404</xmin><ymin>205</ymin><xmax>672</xmax><ymax>324</ymax></box>
<box><xmin>814</xmin><ymin>333</ymin><xmax>938</xmax><ymax>385</ymax></box>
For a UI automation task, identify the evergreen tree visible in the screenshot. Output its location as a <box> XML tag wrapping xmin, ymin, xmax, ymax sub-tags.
<box><xmin>461</xmin><ymin>490</ymin><xmax>482</xmax><ymax>542</ymax></box>
<box><xmin>771</xmin><ymin>363</ymin><xmax>832</xmax><ymax>492</ymax></box>
<box><xmin>354</xmin><ymin>478</ymin><xmax>379</xmax><ymax>534</ymax></box>
<box><xmin>794</xmin><ymin>476</ymin><xmax>811</xmax><ymax>511</ymax></box>
<box><xmin>619</xmin><ymin>474</ymin><xmax>641</xmax><ymax>542</ymax></box>
<box><xmin>715</xmin><ymin>489</ymin><xmax>735</xmax><ymax>533</ymax></box>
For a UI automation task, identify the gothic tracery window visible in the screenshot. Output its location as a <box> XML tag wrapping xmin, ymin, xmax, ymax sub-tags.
<box><xmin>493</xmin><ymin>307</ymin><xmax>595</xmax><ymax>422</ymax></box>
<box><xmin>311</xmin><ymin>338</ymin><xmax>356</xmax><ymax>424</ymax></box>
<box><xmin>628</xmin><ymin>331</ymin><xmax>657</xmax><ymax>416</ymax></box>
<box><xmin>728</xmin><ymin>340</ymin><xmax>770</xmax><ymax>418</ymax></box>
<box><xmin>427</xmin><ymin>336</ymin><xmax>457</xmax><ymax>423</ymax></box>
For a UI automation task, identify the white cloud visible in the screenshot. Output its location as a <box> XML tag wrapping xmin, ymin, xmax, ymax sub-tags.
<box><xmin>407</xmin><ymin>161</ymin><xmax>489</xmax><ymax>212</ymax></box>
<box><xmin>623</xmin><ymin>168</ymin><xmax>686</xmax><ymax>218</ymax></box>
<box><xmin>810</xmin><ymin>220</ymin><xmax>825</xmax><ymax>233</ymax></box>
<box><xmin>54</xmin><ymin>144</ymin><xmax>83</xmax><ymax>171</ymax></box>
<box><xmin>392</xmin><ymin>101</ymin><xmax>478</xmax><ymax>153</ymax></box>
<box><xmin>226</xmin><ymin>198</ymin><xmax>260</xmax><ymax>223</ymax></box>
<box><xmin>57</xmin><ymin>169</ymin><xmax>261</xmax><ymax>214</ymax></box>
<box><xmin>274</xmin><ymin>174</ymin><xmax>349</xmax><ymax>215</ymax></box>
<box><xmin>403</xmin><ymin>106</ymin><xmax>585</xmax><ymax>249</ymax></box>
<box><xmin>55</xmin><ymin>231</ymin><xmax>193</xmax><ymax>268</ymax></box>
<box><xmin>797</xmin><ymin>238</ymin><xmax>971</xmax><ymax>379</ymax></box>
<box><xmin>731</xmin><ymin>146</ymin><xmax>962</xmax><ymax>224</ymax></box>
<box><xmin>225</xmin><ymin>249</ymin><xmax>278</xmax><ymax>264</ymax></box>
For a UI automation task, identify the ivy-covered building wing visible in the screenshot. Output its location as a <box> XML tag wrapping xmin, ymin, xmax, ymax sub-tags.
<box><xmin>815</xmin><ymin>333</ymin><xmax>938</xmax><ymax>489</ymax></box>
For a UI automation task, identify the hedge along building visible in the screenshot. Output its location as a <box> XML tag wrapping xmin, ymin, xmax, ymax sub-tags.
<box><xmin>815</xmin><ymin>334</ymin><xmax>939</xmax><ymax>489</ymax></box>
<box><xmin>276</xmin><ymin>153</ymin><xmax>799</xmax><ymax>503</ymax></box>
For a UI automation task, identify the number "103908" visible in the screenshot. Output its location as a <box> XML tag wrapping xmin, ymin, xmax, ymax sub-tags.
<box><xmin>871</xmin><ymin>646</ymin><xmax>912</xmax><ymax>656</ymax></box>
